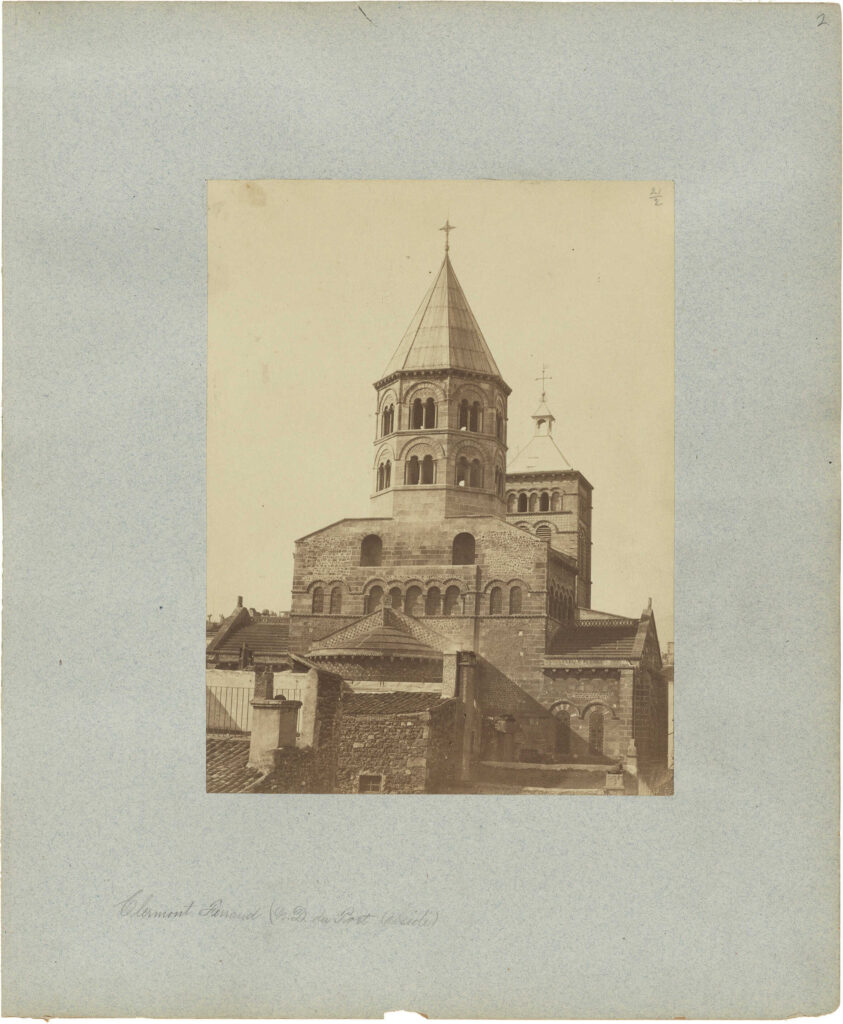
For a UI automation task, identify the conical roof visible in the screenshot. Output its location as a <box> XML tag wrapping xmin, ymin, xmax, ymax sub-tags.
<box><xmin>381</xmin><ymin>255</ymin><xmax>504</xmax><ymax>380</ymax></box>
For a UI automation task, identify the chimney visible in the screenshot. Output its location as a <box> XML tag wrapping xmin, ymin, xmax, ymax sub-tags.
<box><xmin>247</xmin><ymin>667</ymin><xmax>302</xmax><ymax>771</ymax></box>
<box><xmin>237</xmin><ymin>595</ymin><xmax>243</xmax><ymax>608</ymax></box>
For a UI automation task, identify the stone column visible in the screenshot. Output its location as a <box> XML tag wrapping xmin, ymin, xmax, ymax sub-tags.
<box><xmin>457</xmin><ymin>652</ymin><xmax>477</xmax><ymax>780</ymax></box>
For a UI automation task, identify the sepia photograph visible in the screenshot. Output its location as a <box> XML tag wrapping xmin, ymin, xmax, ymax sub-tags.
<box><xmin>206</xmin><ymin>180</ymin><xmax>674</xmax><ymax>795</ymax></box>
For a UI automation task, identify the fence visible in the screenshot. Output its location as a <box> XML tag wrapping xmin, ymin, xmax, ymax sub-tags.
<box><xmin>206</xmin><ymin>685</ymin><xmax>302</xmax><ymax>734</ymax></box>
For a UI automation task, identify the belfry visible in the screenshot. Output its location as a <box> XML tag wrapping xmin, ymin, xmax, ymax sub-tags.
<box><xmin>207</xmin><ymin>228</ymin><xmax>670</xmax><ymax>794</ymax></box>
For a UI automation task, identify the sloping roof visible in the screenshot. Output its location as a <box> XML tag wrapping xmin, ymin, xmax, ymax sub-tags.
<box><xmin>380</xmin><ymin>255</ymin><xmax>504</xmax><ymax>380</ymax></box>
<box><xmin>308</xmin><ymin>606</ymin><xmax>452</xmax><ymax>658</ymax></box>
<box><xmin>206</xmin><ymin>736</ymin><xmax>262</xmax><ymax>793</ymax></box>
<box><xmin>341</xmin><ymin>625</ymin><xmax>439</xmax><ymax>657</ymax></box>
<box><xmin>343</xmin><ymin>692</ymin><xmax>448</xmax><ymax>715</ymax></box>
<box><xmin>508</xmin><ymin>432</ymin><xmax>572</xmax><ymax>473</ymax></box>
<box><xmin>212</xmin><ymin>620</ymin><xmax>290</xmax><ymax>660</ymax></box>
<box><xmin>547</xmin><ymin>621</ymin><xmax>640</xmax><ymax>659</ymax></box>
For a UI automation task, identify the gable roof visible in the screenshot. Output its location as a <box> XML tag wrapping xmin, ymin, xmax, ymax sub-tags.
<box><xmin>380</xmin><ymin>255</ymin><xmax>505</xmax><ymax>382</ymax></box>
<box><xmin>546</xmin><ymin>620</ymin><xmax>640</xmax><ymax>659</ymax></box>
<box><xmin>308</xmin><ymin>606</ymin><xmax>453</xmax><ymax>658</ymax></box>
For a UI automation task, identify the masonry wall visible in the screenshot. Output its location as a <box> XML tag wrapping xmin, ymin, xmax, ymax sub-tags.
<box><xmin>529</xmin><ymin>668</ymin><xmax>630</xmax><ymax>762</ymax></box>
<box><xmin>335</xmin><ymin>710</ymin><xmax>434</xmax><ymax>794</ymax></box>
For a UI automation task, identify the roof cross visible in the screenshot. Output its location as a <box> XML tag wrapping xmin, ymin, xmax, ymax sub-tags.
<box><xmin>439</xmin><ymin>219</ymin><xmax>455</xmax><ymax>252</ymax></box>
<box><xmin>536</xmin><ymin>364</ymin><xmax>552</xmax><ymax>401</ymax></box>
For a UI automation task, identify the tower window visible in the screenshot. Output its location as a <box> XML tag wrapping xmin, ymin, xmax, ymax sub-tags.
<box><xmin>405</xmin><ymin>455</ymin><xmax>420</xmax><ymax>485</ymax></box>
<box><xmin>329</xmin><ymin>586</ymin><xmax>343</xmax><ymax>614</ymax></box>
<box><xmin>469</xmin><ymin>459</ymin><xmax>483</xmax><ymax>488</ymax></box>
<box><xmin>495</xmin><ymin>468</ymin><xmax>504</xmax><ymax>497</ymax></box>
<box><xmin>421</xmin><ymin>454</ymin><xmax>434</xmax><ymax>484</ymax></box>
<box><xmin>529</xmin><ymin>493</ymin><xmax>539</xmax><ymax>513</ymax></box>
<box><xmin>312</xmin><ymin>586</ymin><xmax>324</xmax><ymax>614</ymax></box>
<box><xmin>588</xmin><ymin>709</ymin><xmax>604</xmax><ymax>755</ymax></box>
<box><xmin>411</xmin><ymin>398</ymin><xmax>424</xmax><ymax>429</ymax></box>
<box><xmin>365</xmin><ymin>586</ymin><xmax>384</xmax><ymax>614</ymax></box>
<box><xmin>540</xmin><ymin>492</ymin><xmax>550</xmax><ymax>512</ymax></box>
<box><xmin>381</xmin><ymin>404</ymin><xmax>394</xmax><ymax>436</ymax></box>
<box><xmin>518</xmin><ymin>493</ymin><xmax>528</xmax><ymax>513</ymax></box>
<box><xmin>360</xmin><ymin>535</ymin><xmax>383</xmax><ymax>566</ymax></box>
<box><xmin>509</xmin><ymin>586</ymin><xmax>522</xmax><ymax>614</ymax></box>
<box><xmin>424</xmin><ymin>397</ymin><xmax>436</xmax><ymax>428</ymax></box>
<box><xmin>452</xmin><ymin>532</ymin><xmax>475</xmax><ymax>565</ymax></box>
<box><xmin>384</xmin><ymin>461</ymin><xmax>391</xmax><ymax>487</ymax></box>
<box><xmin>496</xmin><ymin>411</ymin><xmax>504</xmax><ymax>440</ymax></box>
<box><xmin>404</xmin><ymin>585</ymin><xmax>422</xmax><ymax>616</ymax></box>
<box><xmin>443</xmin><ymin>585</ymin><xmax>461</xmax><ymax>616</ymax></box>
<box><xmin>489</xmin><ymin>586</ymin><xmax>502</xmax><ymax>615</ymax></box>
<box><xmin>469</xmin><ymin>402</ymin><xmax>480</xmax><ymax>432</ymax></box>
<box><xmin>555</xmin><ymin>709</ymin><xmax>571</xmax><ymax>757</ymax></box>
<box><xmin>507</xmin><ymin>493</ymin><xmax>517</xmax><ymax>514</ymax></box>
<box><xmin>425</xmin><ymin>586</ymin><xmax>441</xmax><ymax>615</ymax></box>
<box><xmin>459</xmin><ymin>400</ymin><xmax>468</xmax><ymax>430</ymax></box>
<box><xmin>456</xmin><ymin>456</ymin><xmax>469</xmax><ymax>487</ymax></box>
<box><xmin>551</xmin><ymin>491</ymin><xmax>562</xmax><ymax>512</ymax></box>
<box><xmin>389</xmin><ymin>586</ymin><xmax>402</xmax><ymax>609</ymax></box>
<box><xmin>536</xmin><ymin>524</ymin><xmax>552</xmax><ymax>543</ymax></box>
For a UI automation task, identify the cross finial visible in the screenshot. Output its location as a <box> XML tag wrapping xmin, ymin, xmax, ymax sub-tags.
<box><xmin>439</xmin><ymin>219</ymin><xmax>455</xmax><ymax>253</ymax></box>
<box><xmin>535</xmin><ymin>364</ymin><xmax>552</xmax><ymax>402</ymax></box>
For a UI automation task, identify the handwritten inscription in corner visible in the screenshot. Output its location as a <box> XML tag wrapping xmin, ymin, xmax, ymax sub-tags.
<box><xmin>114</xmin><ymin>889</ymin><xmax>438</xmax><ymax>928</ymax></box>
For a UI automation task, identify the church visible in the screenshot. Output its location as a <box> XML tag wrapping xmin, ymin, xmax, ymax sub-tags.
<box><xmin>207</xmin><ymin>228</ymin><xmax>670</xmax><ymax>795</ymax></box>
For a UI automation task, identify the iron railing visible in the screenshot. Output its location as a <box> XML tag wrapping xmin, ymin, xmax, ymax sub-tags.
<box><xmin>206</xmin><ymin>685</ymin><xmax>302</xmax><ymax>734</ymax></box>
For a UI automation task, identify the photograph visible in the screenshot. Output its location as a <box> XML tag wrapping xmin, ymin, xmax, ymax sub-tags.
<box><xmin>206</xmin><ymin>180</ymin><xmax>674</xmax><ymax>795</ymax></box>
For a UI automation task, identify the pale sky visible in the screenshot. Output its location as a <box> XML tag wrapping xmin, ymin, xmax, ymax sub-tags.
<box><xmin>208</xmin><ymin>180</ymin><xmax>674</xmax><ymax>643</ymax></box>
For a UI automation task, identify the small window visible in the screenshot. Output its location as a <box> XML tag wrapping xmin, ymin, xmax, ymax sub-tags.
<box><xmin>539</xmin><ymin>492</ymin><xmax>550</xmax><ymax>512</ymax></box>
<box><xmin>509</xmin><ymin>586</ymin><xmax>522</xmax><ymax>614</ymax></box>
<box><xmin>489</xmin><ymin>586</ymin><xmax>502</xmax><ymax>615</ymax></box>
<box><xmin>361</xmin><ymin>534</ymin><xmax>383</xmax><ymax>566</ymax></box>
<box><xmin>312</xmin><ymin>587</ymin><xmax>324</xmax><ymax>614</ymax></box>
<box><xmin>421</xmin><ymin>454</ymin><xmax>434</xmax><ymax>484</ymax></box>
<box><xmin>556</xmin><ymin>709</ymin><xmax>571</xmax><ymax>757</ymax></box>
<box><xmin>424</xmin><ymin>397</ymin><xmax>436</xmax><ymax>428</ymax></box>
<box><xmin>406</xmin><ymin>455</ymin><xmax>420</xmax><ymax>485</ymax></box>
<box><xmin>452</xmin><ymin>532</ymin><xmax>475</xmax><ymax>565</ymax></box>
<box><xmin>384</xmin><ymin>460</ymin><xmax>391</xmax><ymax>488</ymax></box>
<box><xmin>455</xmin><ymin>456</ymin><xmax>469</xmax><ymax>487</ymax></box>
<box><xmin>389</xmin><ymin>586</ymin><xmax>402</xmax><ymax>609</ymax></box>
<box><xmin>588</xmin><ymin>710</ymin><xmax>604</xmax><ymax>754</ymax></box>
<box><xmin>518</xmin><ymin>493</ymin><xmax>528</xmax><ymax>513</ymax></box>
<box><xmin>469</xmin><ymin>459</ymin><xmax>482</xmax><ymax>488</ymax></box>
<box><xmin>404</xmin><ymin>585</ymin><xmax>422</xmax><ymax>616</ymax></box>
<box><xmin>411</xmin><ymin>398</ymin><xmax>424</xmax><ymax>429</ymax></box>
<box><xmin>551</xmin><ymin>491</ymin><xmax>562</xmax><ymax>512</ymax></box>
<box><xmin>329</xmin><ymin>586</ymin><xmax>342</xmax><ymax>614</ymax></box>
<box><xmin>443</xmin><ymin>585</ymin><xmax>461</xmax><ymax>616</ymax></box>
<box><xmin>459</xmin><ymin>399</ymin><xmax>469</xmax><ymax>429</ymax></box>
<box><xmin>529</xmin><ymin>493</ymin><xmax>539</xmax><ymax>512</ymax></box>
<box><xmin>358</xmin><ymin>774</ymin><xmax>383</xmax><ymax>793</ymax></box>
<box><xmin>507</xmin><ymin>493</ymin><xmax>517</xmax><ymax>514</ymax></box>
<box><xmin>469</xmin><ymin>402</ymin><xmax>480</xmax><ymax>432</ymax></box>
<box><xmin>496</xmin><ymin>411</ymin><xmax>504</xmax><ymax>440</ymax></box>
<box><xmin>365</xmin><ymin>586</ymin><xmax>384</xmax><ymax>614</ymax></box>
<box><xmin>425</xmin><ymin>587</ymin><xmax>441</xmax><ymax>616</ymax></box>
<box><xmin>536</xmin><ymin>524</ymin><xmax>552</xmax><ymax>543</ymax></box>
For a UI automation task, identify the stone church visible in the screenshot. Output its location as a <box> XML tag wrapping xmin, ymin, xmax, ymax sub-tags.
<box><xmin>207</xmin><ymin>234</ymin><xmax>670</xmax><ymax>795</ymax></box>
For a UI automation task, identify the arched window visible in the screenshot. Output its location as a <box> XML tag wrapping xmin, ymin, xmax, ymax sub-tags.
<box><xmin>452</xmin><ymin>532</ymin><xmax>475</xmax><ymax>565</ymax></box>
<box><xmin>411</xmin><ymin>398</ymin><xmax>424</xmax><ymax>429</ymax></box>
<box><xmin>389</xmin><ymin>586</ymin><xmax>402</xmax><ymax>609</ymax></box>
<box><xmin>489</xmin><ymin>586</ymin><xmax>502</xmax><ymax>615</ymax></box>
<box><xmin>496</xmin><ymin>411</ymin><xmax>504</xmax><ymax>440</ymax></box>
<box><xmin>469</xmin><ymin>459</ymin><xmax>482</xmax><ymax>488</ymax></box>
<box><xmin>405</xmin><ymin>456</ymin><xmax>420</xmax><ymax>485</ymax></box>
<box><xmin>551</xmin><ymin>491</ymin><xmax>562</xmax><ymax>512</ymax></box>
<box><xmin>469</xmin><ymin>402</ymin><xmax>480</xmax><ymax>432</ymax></box>
<box><xmin>360</xmin><ymin>535</ymin><xmax>382</xmax><ymax>566</ymax></box>
<box><xmin>536</xmin><ymin>524</ymin><xmax>552</xmax><ymax>543</ymax></box>
<box><xmin>404</xmin><ymin>585</ymin><xmax>422</xmax><ymax>616</ymax></box>
<box><xmin>509</xmin><ymin>586</ymin><xmax>522</xmax><ymax>614</ymax></box>
<box><xmin>384</xmin><ymin>460</ymin><xmax>391</xmax><ymax>488</ymax></box>
<box><xmin>329</xmin><ymin>586</ymin><xmax>343</xmax><ymax>614</ymax></box>
<box><xmin>421</xmin><ymin>454</ymin><xmax>434</xmax><ymax>484</ymax></box>
<box><xmin>555</xmin><ymin>709</ymin><xmax>571</xmax><ymax>756</ymax></box>
<box><xmin>588</xmin><ymin>710</ymin><xmax>604</xmax><ymax>754</ymax></box>
<box><xmin>365</xmin><ymin>586</ymin><xmax>384</xmax><ymax>614</ymax></box>
<box><xmin>528</xmin><ymin>493</ymin><xmax>538</xmax><ymax>512</ymax></box>
<box><xmin>459</xmin><ymin>399</ymin><xmax>469</xmax><ymax>429</ymax></box>
<box><xmin>495</xmin><ymin>468</ymin><xmax>504</xmax><ymax>497</ymax></box>
<box><xmin>377</xmin><ymin>464</ymin><xmax>384</xmax><ymax>490</ymax></box>
<box><xmin>518</xmin><ymin>493</ymin><xmax>528</xmax><ymax>513</ymax></box>
<box><xmin>424</xmin><ymin>397</ymin><xmax>436</xmax><ymax>428</ymax></box>
<box><xmin>311</xmin><ymin>587</ymin><xmax>324</xmax><ymax>614</ymax></box>
<box><xmin>507</xmin><ymin>493</ymin><xmax>517</xmax><ymax>514</ymax></box>
<box><xmin>425</xmin><ymin>587</ymin><xmax>441</xmax><ymax>616</ymax></box>
<box><xmin>381</xmin><ymin>404</ymin><xmax>394</xmax><ymax>436</ymax></box>
<box><xmin>540</xmin><ymin>492</ymin><xmax>550</xmax><ymax>512</ymax></box>
<box><xmin>456</xmin><ymin>457</ymin><xmax>469</xmax><ymax>487</ymax></box>
<box><xmin>443</xmin><ymin>585</ymin><xmax>461</xmax><ymax>616</ymax></box>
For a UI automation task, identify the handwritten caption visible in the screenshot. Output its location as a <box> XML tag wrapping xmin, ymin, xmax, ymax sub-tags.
<box><xmin>116</xmin><ymin>890</ymin><xmax>438</xmax><ymax>929</ymax></box>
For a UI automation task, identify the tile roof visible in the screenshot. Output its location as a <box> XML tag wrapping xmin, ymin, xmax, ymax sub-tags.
<box><xmin>342</xmin><ymin>691</ymin><xmax>448</xmax><ymax>716</ymax></box>
<box><xmin>206</xmin><ymin>736</ymin><xmax>263</xmax><ymax>793</ymax></box>
<box><xmin>318</xmin><ymin>625</ymin><xmax>440</xmax><ymax>658</ymax></box>
<box><xmin>212</xmin><ymin>620</ymin><xmax>290</xmax><ymax>660</ymax></box>
<box><xmin>380</xmin><ymin>255</ymin><xmax>504</xmax><ymax>381</ymax></box>
<box><xmin>547</xmin><ymin>622</ymin><xmax>640</xmax><ymax>659</ymax></box>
